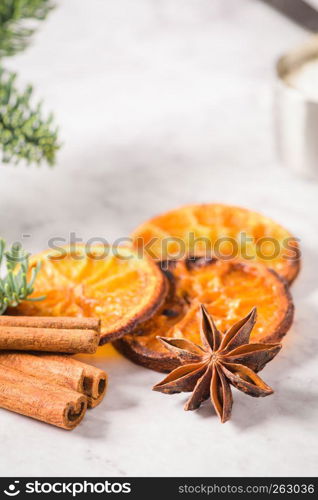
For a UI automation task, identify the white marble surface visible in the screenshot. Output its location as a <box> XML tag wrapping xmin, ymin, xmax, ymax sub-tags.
<box><xmin>1</xmin><ymin>0</ymin><xmax>318</xmax><ymax>477</ymax></box>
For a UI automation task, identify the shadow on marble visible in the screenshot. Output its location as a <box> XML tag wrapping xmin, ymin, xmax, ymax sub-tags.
<box><xmin>177</xmin><ymin>332</ymin><xmax>318</xmax><ymax>429</ymax></box>
<box><xmin>272</xmin><ymin>303</ymin><xmax>318</xmax><ymax>373</ymax></box>
<box><xmin>104</xmin><ymin>362</ymin><xmax>153</xmax><ymax>411</ymax></box>
<box><xmin>188</xmin><ymin>383</ymin><xmax>318</xmax><ymax>430</ymax></box>
<box><xmin>291</xmin><ymin>246</ymin><xmax>318</xmax><ymax>297</ymax></box>
<box><xmin>105</xmin><ymin>387</ymin><xmax>139</xmax><ymax>412</ymax></box>
<box><xmin>76</xmin><ymin>412</ymin><xmax>109</xmax><ymax>439</ymax></box>
<box><xmin>229</xmin><ymin>311</ymin><xmax>318</xmax><ymax>430</ymax></box>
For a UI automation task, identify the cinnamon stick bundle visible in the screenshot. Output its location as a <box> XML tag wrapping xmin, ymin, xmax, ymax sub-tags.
<box><xmin>0</xmin><ymin>317</ymin><xmax>108</xmax><ymax>427</ymax></box>
<box><xmin>0</xmin><ymin>352</ymin><xmax>107</xmax><ymax>408</ymax></box>
<box><xmin>0</xmin><ymin>317</ymin><xmax>101</xmax><ymax>353</ymax></box>
<box><xmin>0</xmin><ymin>364</ymin><xmax>87</xmax><ymax>430</ymax></box>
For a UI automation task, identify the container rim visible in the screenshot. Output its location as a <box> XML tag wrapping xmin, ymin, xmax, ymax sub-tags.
<box><xmin>276</xmin><ymin>34</ymin><xmax>318</xmax><ymax>104</ymax></box>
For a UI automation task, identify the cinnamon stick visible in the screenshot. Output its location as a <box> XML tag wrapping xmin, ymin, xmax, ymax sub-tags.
<box><xmin>0</xmin><ymin>352</ymin><xmax>85</xmax><ymax>392</ymax></box>
<box><xmin>0</xmin><ymin>326</ymin><xmax>100</xmax><ymax>353</ymax></box>
<box><xmin>0</xmin><ymin>316</ymin><xmax>101</xmax><ymax>331</ymax></box>
<box><xmin>78</xmin><ymin>360</ymin><xmax>108</xmax><ymax>408</ymax></box>
<box><xmin>0</xmin><ymin>364</ymin><xmax>87</xmax><ymax>430</ymax></box>
<box><xmin>0</xmin><ymin>352</ymin><xmax>107</xmax><ymax>408</ymax></box>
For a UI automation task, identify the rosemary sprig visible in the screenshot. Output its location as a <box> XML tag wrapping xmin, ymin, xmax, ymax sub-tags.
<box><xmin>0</xmin><ymin>238</ymin><xmax>44</xmax><ymax>315</ymax></box>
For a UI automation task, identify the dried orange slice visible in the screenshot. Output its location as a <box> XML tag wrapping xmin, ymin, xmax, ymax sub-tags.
<box><xmin>16</xmin><ymin>245</ymin><xmax>168</xmax><ymax>343</ymax></box>
<box><xmin>115</xmin><ymin>257</ymin><xmax>294</xmax><ymax>372</ymax></box>
<box><xmin>132</xmin><ymin>204</ymin><xmax>300</xmax><ymax>284</ymax></box>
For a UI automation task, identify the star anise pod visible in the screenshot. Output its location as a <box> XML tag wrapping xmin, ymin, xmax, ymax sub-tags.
<box><xmin>153</xmin><ymin>305</ymin><xmax>281</xmax><ymax>423</ymax></box>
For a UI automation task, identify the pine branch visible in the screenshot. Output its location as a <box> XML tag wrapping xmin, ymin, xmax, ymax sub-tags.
<box><xmin>0</xmin><ymin>0</ymin><xmax>54</xmax><ymax>58</ymax></box>
<box><xmin>0</xmin><ymin>1</ymin><xmax>60</xmax><ymax>166</ymax></box>
<box><xmin>0</xmin><ymin>68</ymin><xmax>60</xmax><ymax>165</ymax></box>
<box><xmin>0</xmin><ymin>239</ymin><xmax>44</xmax><ymax>315</ymax></box>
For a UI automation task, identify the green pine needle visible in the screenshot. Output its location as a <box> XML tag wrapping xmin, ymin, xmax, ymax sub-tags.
<box><xmin>0</xmin><ymin>238</ymin><xmax>44</xmax><ymax>315</ymax></box>
<box><xmin>0</xmin><ymin>0</ymin><xmax>54</xmax><ymax>58</ymax></box>
<box><xmin>0</xmin><ymin>68</ymin><xmax>60</xmax><ymax>165</ymax></box>
<box><xmin>0</xmin><ymin>1</ymin><xmax>60</xmax><ymax>166</ymax></box>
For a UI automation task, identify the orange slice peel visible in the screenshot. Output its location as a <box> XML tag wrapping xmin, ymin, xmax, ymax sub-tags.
<box><xmin>115</xmin><ymin>257</ymin><xmax>294</xmax><ymax>372</ymax></box>
<box><xmin>132</xmin><ymin>204</ymin><xmax>300</xmax><ymax>284</ymax></box>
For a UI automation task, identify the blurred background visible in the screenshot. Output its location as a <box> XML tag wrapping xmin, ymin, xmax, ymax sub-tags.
<box><xmin>1</xmin><ymin>0</ymin><xmax>318</xmax><ymax>477</ymax></box>
<box><xmin>1</xmin><ymin>0</ymin><xmax>317</xmax><ymax>251</ymax></box>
